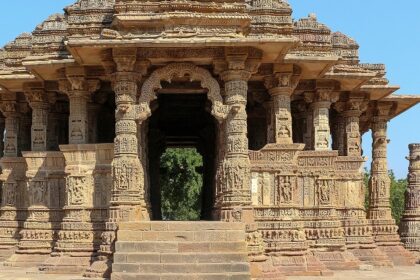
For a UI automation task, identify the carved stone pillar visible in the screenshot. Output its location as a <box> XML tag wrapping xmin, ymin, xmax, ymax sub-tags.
<box><xmin>368</xmin><ymin>103</ymin><xmax>393</xmax><ymax>221</ymax></box>
<box><xmin>343</xmin><ymin>98</ymin><xmax>365</xmax><ymax>156</ymax></box>
<box><xmin>110</xmin><ymin>48</ymin><xmax>150</xmax><ymax>222</ymax></box>
<box><xmin>264</xmin><ymin>65</ymin><xmax>299</xmax><ymax>144</ymax></box>
<box><xmin>368</xmin><ymin>102</ymin><xmax>416</xmax><ymax>265</ymax></box>
<box><xmin>59</xmin><ymin>67</ymin><xmax>100</xmax><ymax>145</ymax></box>
<box><xmin>24</xmin><ymin>84</ymin><xmax>50</xmax><ymax>151</ymax></box>
<box><xmin>305</xmin><ymin>87</ymin><xmax>338</xmax><ymax>151</ymax></box>
<box><xmin>401</xmin><ymin>144</ymin><xmax>420</xmax><ymax>261</ymax></box>
<box><xmin>216</xmin><ymin>54</ymin><xmax>259</xmax><ymax>223</ymax></box>
<box><xmin>0</xmin><ymin>95</ymin><xmax>19</xmax><ymax>157</ymax></box>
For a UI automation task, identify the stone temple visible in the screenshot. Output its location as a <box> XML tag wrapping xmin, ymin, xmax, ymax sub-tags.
<box><xmin>0</xmin><ymin>0</ymin><xmax>419</xmax><ymax>279</ymax></box>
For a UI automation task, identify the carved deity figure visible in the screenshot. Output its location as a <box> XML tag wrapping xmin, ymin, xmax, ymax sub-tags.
<box><xmin>3</xmin><ymin>183</ymin><xmax>16</xmax><ymax>206</ymax></box>
<box><xmin>30</xmin><ymin>180</ymin><xmax>47</xmax><ymax>206</ymax></box>
<box><xmin>318</xmin><ymin>180</ymin><xmax>331</xmax><ymax>205</ymax></box>
<box><xmin>68</xmin><ymin>176</ymin><xmax>86</xmax><ymax>205</ymax></box>
<box><xmin>277</xmin><ymin>176</ymin><xmax>293</xmax><ymax>204</ymax></box>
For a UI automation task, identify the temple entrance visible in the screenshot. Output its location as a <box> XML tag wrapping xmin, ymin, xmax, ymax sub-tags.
<box><xmin>147</xmin><ymin>93</ymin><xmax>217</xmax><ymax>221</ymax></box>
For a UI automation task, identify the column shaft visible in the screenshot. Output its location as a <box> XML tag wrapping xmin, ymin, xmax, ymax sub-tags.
<box><xmin>110</xmin><ymin>49</ymin><xmax>149</xmax><ymax>222</ymax></box>
<box><xmin>368</xmin><ymin>115</ymin><xmax>392</xmax><ymax>219</ymax></box>
<box><xmin>312</xmin><ymin>101</ymin><xmax>331</xmax><ymax>151</ymax></box>
<box><xmin>68</xmin><ymin>93</ymin><xmax>89</xmax><ymax>144</ymax></box>
<box><xmin>270</xmin><ymin>92</ymin><xmax>293</xmax><ymax>144</ymax></box>
<box><xmin>401</xmin><ymin>144</ymin><xmax>420</xmax><ymax>254</ymax></box>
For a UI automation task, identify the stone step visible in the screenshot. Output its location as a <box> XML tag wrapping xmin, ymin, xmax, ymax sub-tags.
<box><xmin>113</xmin><ymin>262</ymin><xmax>250</xmax><ymax>274</ymax></box>
<box><xmin>114</xmin><ymin>252</ymin><xmax>248</xmax><ymax>264</ymax></box>
<box><xmin>118</xmin><ymin>221</ymin><xmax>246</xmax><ymax>231</ymax></box>
<box><xmin>117</xmin><ymin>229</ymin><xmax>245</xmax><ymax>242</ymax></box>
<box><xmin>115</xmin><ymin>241</ymin><xmax>247</xmax><ymax>253</ymax></box>
<box><xmin>111</xmin><ymin>272</ymin><xmax>251</xmax><ymax>280</ymax></box>
<box><xmin>111</xmin><ymin>221</ymin><xmax>251</xmax><ymax>279</ymax></box>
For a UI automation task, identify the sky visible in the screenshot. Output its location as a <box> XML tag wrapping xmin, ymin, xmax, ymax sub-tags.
<box><xmin>0</xmin><ymin>0</ymin><xmax>419</xmax><ymax>179</ymax></box>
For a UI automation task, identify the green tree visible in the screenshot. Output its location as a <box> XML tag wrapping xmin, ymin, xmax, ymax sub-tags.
<box><xmin>159</xmin><ymin>148</ymin><xmax>203</xmax><ymax>221</ymax></box>
<box><xmin>389</xmin><ymin>171</ymin><xmax>407</xmax><ymax>224</ymax></box>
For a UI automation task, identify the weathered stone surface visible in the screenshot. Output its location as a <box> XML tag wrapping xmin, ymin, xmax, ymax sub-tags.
<box><xmin>0</xmin><ymin>1</ymin><xmax>418</xmax><ymax>279</ymax></box>
<box><xmin>112</xmin><ymin>221</ymin><xmax>251</xmax><ymax>279</ymax></box>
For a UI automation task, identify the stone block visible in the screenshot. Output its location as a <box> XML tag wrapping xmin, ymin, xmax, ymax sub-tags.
<box><xmin>125</xmin><ymin>253</ymin><xmax>161</xmax><ymax>264</ymax></box>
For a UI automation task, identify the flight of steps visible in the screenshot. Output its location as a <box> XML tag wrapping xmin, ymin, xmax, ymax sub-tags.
<box><xmin>111</xmin><ymin>221</ymin><xmax>251</xmax><ymax>280</ymax></box>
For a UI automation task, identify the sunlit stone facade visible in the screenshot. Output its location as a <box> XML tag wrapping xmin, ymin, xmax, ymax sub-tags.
<box><xmin>0</xmin><ymin>1</ymin><xmax>418</xmax><ymax>279</ymax></box>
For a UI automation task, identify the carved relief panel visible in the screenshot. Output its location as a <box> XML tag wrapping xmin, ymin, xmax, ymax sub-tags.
<box><xmin>67</xmin><ymin>176</ymin><xmax>93</xmax><ymax>206</ymax></box>
<box><xmin>27</xmin><ymin>180</ymin><xmax>48</xmax><ymax>207</ymax></box>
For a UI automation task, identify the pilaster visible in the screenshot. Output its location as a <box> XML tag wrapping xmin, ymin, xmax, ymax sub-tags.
<box><xmin>24</xmin><ymin>83</ymin><xmax>50</xmax><ymax>151</ymax></box>
<box><xmin>343</xmin><ymin>97</ymin><xmax>366</xmax><ymax>156</ymax></box>
<box><xmin>59</xmin><ymin>67</ymin><xmax>100</xmax><ymax>145</ymax></box>
<box><xmin>305</xmin><ymin>84</ymin><xmax>338</xmax><ymax>151</ymax></box>
<box><xmin>264</xmin><ymin>64</ymin><xmax>300</xmax><ymax>144</ymax></box>
<box><xmin>0</xmin><ymin>93</ymin><xmax>19</xmax><ymax>157</ymax></box>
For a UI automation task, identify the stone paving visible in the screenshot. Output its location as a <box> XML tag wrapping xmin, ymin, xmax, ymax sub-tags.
<box><xmin>288</xmin><ymin>265</ymin><xmax>420</xmax><ymax>280</ymax></box>
<box><xmin>0</xmin><ymin>265</ymin><xmax>419</xmax><ymax>280</ymax></box>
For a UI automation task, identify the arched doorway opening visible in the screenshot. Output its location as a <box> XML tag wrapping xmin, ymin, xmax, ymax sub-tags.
<box><xmin>147</xmin><ymin>93</ymin><xmax>216</xmax><ymax>220</ymax></box>
<box><xmin>140</xmin><ymin>63</ymin><xmax>226</xmax><ymax>221</ymax></box>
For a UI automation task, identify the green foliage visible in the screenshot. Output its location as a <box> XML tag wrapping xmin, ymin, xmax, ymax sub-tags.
<box><xmin>159</xmin><ymin>148</ymin><xmax>203</xmax><ymax>221</ymax></box>
<box><xmin>389</xmin><ymin>171</ymin><xmax>407</xmax><ymax>224</ymax></box>
<box><xmin>363</xmin><ymin>169</ymin><xmax>407</xmax><ymax>224</ymax></box>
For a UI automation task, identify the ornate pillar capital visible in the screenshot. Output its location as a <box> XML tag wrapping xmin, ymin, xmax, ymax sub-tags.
<box><xmin>23</xmin><ymin>82</ymin><xmax>50</xmax><ymax>106</ymax></box>
<box><xmin>373</xmin><ymin>101</ymin><xmax>395</xmax><ymax>122</ymax></box>
<box><xmin>215</xmin><ymin>54</ymin><xmax>260</xmax><ymax>83</ymax></box>
<box><xmin>264</xmin><ymin>64</ymin><xmax>301</xmax><ymax>96</ymax></box>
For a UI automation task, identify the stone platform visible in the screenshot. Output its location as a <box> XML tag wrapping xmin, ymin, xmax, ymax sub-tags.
<box><xmin>0</xmin><ymin>264</ymin><xmax>419</xmax><ymax>280</ymax></box>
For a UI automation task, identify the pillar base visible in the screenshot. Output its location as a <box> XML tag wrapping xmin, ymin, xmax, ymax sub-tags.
<box><xmin>349</xmin><ymin>246</ymin><xmax>394</xmax><ymax>267</ymax></box>
<box><xmin>252</xmin><ymin>254</ymin><xmax>333</xmax><ymax>277</ymax></box>
<box><xmin>0</xmin><ymin>246</ymin><xmax>16</xmax><ymax>262</ymax></box>
<box><xmin>39</xmin><ymin>252</ymin><xmax>96</xmax><ymax>274</ymax></box>
<box><xmin>312</xmin><ymin>250</ymin><xmax>361</xmax><ymax>270</ymax></box>
<box><xmin>4</xmin><ymin>251</ymin><xmax>50</xmax><ymax>267</ymax></box>
<box><xmin>378</xmin><ymin>245</ymin><xmax>417</xmax><ymax>266</ymax></box>
<box><xmin>249</xmin><ymin>259</ymin><xmax>286</xmax><ymax>280</ymax></box>
<box><xmin>84</xmin><ymin>256</ymin><xmax>112</xmax><ymax>278</ymax></box>
<box><xmin>412</xmin><ymin>251</ymin><xmax>420</xmax><ymax>264</ymax></box>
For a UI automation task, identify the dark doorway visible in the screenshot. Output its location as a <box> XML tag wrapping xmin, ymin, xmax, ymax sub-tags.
<box><xmin>147</xmin><ymin>93</ymin><xmax>216</xmax><ymax>221</ymax></box>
